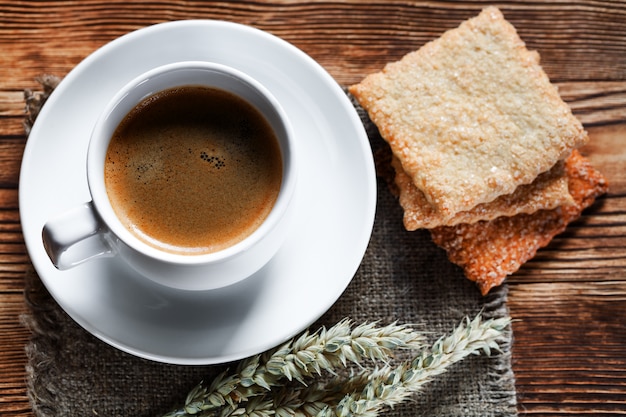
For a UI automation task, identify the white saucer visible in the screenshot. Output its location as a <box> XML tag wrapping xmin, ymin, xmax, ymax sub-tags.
<box><xmin>19</xmin><ymin>20</ymin><xmax>376</xmax><ymax>365</ymax></box>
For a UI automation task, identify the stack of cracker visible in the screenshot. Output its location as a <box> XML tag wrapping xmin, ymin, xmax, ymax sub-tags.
<box><xmin>349</xmin><ymin>7</ymin><xmax>608</xmax><ymax>295</ymax></box>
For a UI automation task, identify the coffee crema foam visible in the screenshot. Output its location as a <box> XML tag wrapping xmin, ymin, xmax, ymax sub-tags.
<box><xmin>104</xmin><ymin>86</ymin><xmax>283</xmax><ymax>255</ymax></box>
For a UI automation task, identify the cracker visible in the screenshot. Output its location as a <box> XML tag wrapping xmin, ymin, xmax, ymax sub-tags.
<box><xmin>429</xmin><ymin>150</ymin><xmax>608</xmax><ymax>295</ymax></box>
<box><xmin>349</xmin><ymin>7</ymin><xmax>588</xmax><ymax>215</ymax></box>
<box><xmin>393</xmin><ymin>156</ymin><xmax>574</xmax><ymax>229</ymax></box>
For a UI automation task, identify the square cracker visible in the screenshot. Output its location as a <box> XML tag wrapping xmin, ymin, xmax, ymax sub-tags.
<box><xmin>429</xmin><ymin>150</ymin><xmax>608</xmax><ymax>295</ymax></box>
<box><xmin>393</xmin><ymin>156</ymin><xmax>575</xmax><ymax>229</ymax></box>
<box><xmin>349</xmin><ymin>7</ymin><xmax>588</xmax><ymax>215</ymax></box>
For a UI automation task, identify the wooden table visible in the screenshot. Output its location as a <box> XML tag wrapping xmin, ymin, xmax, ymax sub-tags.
<box><xmin>1</xmin><ymin>1</ymin><xmax>625</xmax><ymax>415</ymax></box>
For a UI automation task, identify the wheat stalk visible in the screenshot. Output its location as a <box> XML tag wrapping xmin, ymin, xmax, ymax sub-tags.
<box><xmin>318</xmin><ymin>314</ymin><xmax>509</xmax><ymax>417</ymax></box>
<box><xmin>164</xmin><ymin>319</ymin><xmax>425</xmax><ymax>417</ymax></box>
<box><xmin>164</xmin><ymin>314</ymin><xmax>509</xmax><ymax>417</ymax></box>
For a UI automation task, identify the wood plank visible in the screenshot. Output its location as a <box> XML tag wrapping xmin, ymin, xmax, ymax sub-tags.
<box><xmin>0</xmin><ymin>293</ymin><xmax>31</xmax><ymax>417</ymax></box>
<box><xmin>560</xmin><ymin>82</ymin><xmax>626</xmax><ymax>126</ymax></box>
<box><xmin>0</xmin><ymin>189</ymin><xmax>18</xmax><ymax>210</ymax></box>
<box><xmin>0</xmin><ymin>1</ymin><xmax>624</xmax><ymax>86</ymax></box>
<box><xmin>0</xmin><ymin>139</ymin><xmax>24</xmax><ymax>185</ymax></box>
<box><xmin>0</xmin><ymin>188</ymin><xmax>26</xmax><ymax>292</ymax></box>
<box><xmin>584</xmin><ymin>124</ymin><xmax>626</xmax><ymax>193</ymax></box>
<box><xmin>0</xmin><ymin>92</ymin><xmax>25</xmax><ymax>117</ymax></box>
<box><xmin>508</xmin><ymin>281</ymin><xmax>626</xmax><ymax>415</ymax></box>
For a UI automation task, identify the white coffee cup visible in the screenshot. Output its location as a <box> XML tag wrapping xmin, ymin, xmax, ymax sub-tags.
<box><xmin>42</xmin><ymin>61</ymin><xmax>297</xmax><ymax>291</ymax></box>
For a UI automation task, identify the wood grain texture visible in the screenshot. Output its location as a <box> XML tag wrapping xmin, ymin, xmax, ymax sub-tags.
<box><xmin>508</xmin><ymin>282</ymin><xmax>626</xmax><ymax>415</ymax></box>
<box><xmin>0</xmin><ymin>1</ymin><xmax>625</xmax><ymax>416</ymax></box>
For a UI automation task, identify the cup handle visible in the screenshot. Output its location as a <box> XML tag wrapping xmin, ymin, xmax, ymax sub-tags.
<box><xmin>42</xmin><ymin>201</ymin><xmax>115</xmax><ymax>270</ymax></box>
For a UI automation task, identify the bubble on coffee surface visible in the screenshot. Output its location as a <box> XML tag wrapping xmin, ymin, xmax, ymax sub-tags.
<box><xmin>199</xmin><ymin>150</ymin><xmax>226</xmax><ymax>169</ymax></box>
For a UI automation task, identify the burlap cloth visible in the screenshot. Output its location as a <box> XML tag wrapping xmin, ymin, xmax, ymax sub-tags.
<box><xmin>22</xmin><ymin>79</ymin><xmax>517</xmax><ymax>416</ymax></box>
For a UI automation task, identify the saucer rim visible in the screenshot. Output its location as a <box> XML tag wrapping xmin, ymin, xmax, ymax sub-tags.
<box><xmin>19</xmin><ymin>19</ymin><xmax>376</xmax><ymax>364</ymax></box>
